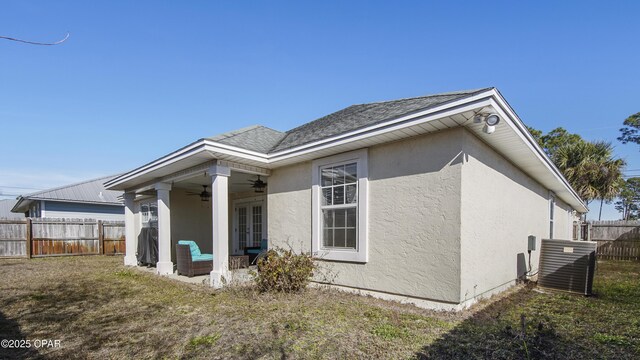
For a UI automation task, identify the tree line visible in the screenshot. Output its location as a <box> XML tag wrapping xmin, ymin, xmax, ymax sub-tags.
<box><xmin>528</xmin><ymin>112</ymin><xmax>640</xmax><ymax>220</ymax></box>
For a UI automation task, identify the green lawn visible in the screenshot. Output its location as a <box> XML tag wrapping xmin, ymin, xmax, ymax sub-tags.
<box><xmin>0</xmin><ymin>257</ymin><xmax>638</xmax><ymax>359</ymax></box>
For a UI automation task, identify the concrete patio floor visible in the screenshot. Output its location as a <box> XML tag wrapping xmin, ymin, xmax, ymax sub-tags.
<box><xmin>134</xmin><ymin>264</ymin><xmax>255</xmax><ymax>286</ymax></box>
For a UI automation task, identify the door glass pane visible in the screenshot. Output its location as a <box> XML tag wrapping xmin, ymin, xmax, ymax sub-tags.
<box><xmin>141</xmin><ymin>204</ymin><xmax>149</xmax><ymax>223</ymax></box>
<box><xmin>149</xmin><ymin>204</ymin><xmax>158</xmax><ymax>222</ymax></box>
<box><xmin>238</xmin><ymin>207</ymin><xmax>247</xmax><ymax>250</ymax></box>
<box><xmin>252</xmin><ymin>205</ymin><xmax>262</xmax><ymax>247</ymax></box>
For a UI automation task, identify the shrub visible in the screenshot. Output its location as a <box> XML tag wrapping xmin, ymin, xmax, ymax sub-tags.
<box><xmin>252</xmin><ymin>247</ymin><xmax>316</xmax><ymax>292</ymax></box>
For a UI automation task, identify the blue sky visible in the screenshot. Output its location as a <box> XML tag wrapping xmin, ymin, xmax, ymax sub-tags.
<box><xmin>1</xmin><ymin>1</ymin><xmax>638</xmax><ymax>219</ymax></box>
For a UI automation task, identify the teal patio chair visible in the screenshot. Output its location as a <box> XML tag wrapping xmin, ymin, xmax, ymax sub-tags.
<box><xmin>176</xmin><ymin>240</ymin><xmax>213</xmax><ymax>277</ymax></box>
<box><xmin>245</xmin><ymin>239</ymin><xmax>268</xmax><ymax>264</ymax></box>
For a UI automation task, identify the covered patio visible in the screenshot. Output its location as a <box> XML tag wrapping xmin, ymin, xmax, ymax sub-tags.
<box><xmin>110</xmin><ymin>160</ymin><xmax>270</xmax><ymax>287</ymax></box>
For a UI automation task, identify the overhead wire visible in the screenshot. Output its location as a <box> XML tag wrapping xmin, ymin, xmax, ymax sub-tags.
<box><xmin>0</xmin><ymin>32</ymin><xmax>69</xmax><ymax>46</ymax></box>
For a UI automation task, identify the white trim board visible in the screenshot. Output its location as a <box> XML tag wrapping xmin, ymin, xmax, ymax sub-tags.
<box><xmin>105</xmin><ymin>89</ymin><xmax>587</xmax><ymax>213</ymax></box>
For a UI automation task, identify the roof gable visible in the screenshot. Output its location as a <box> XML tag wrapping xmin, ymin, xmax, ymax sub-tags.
<box><xmin>207</xmin><ymin>125</ymin><xmax>285</xmax><ymax>153</ymax></box>
<box><xmin>104</xmin><ymin>87</ymin><xmax>587</xmax><ymax>213</ymax></box>
<box><xmin>269</xmin><ymin>88</ymin><xmax>493</xmax><ymax>153</ymax></box>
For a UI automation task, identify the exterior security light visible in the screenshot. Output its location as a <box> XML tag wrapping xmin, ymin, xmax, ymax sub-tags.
<box><xmin>485</xmin><ymin>114</ymin><xmax>500</xmax><ymax>126</ymax></box>
<box><xmin>473</xmin><ymin>113</ymin><xmax>501</xmax><ymax>134</ymax></box>
<box><xmin>483</xmin><ymin>124</ymin><xmax>496</xmax><ymax>134</ymax></box>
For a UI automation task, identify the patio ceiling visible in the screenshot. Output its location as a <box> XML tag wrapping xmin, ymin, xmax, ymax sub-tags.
<box><xmin>174</xmin><ymin>171</ymin><xmax>263</xmax><ymax>194</ymax></box>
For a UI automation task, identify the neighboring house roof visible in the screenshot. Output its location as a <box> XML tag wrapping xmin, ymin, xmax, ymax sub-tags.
<box><xmin>12</xmin><ymin>175</ymin><xmax>124</xmax><ymax>213</ymax></box>
<box><xmin>105</xmin><ymin>88</ymin><xmax>588</xmax><ymax>213</ymax></box>
<box><xmin>0</xmin><ymin>199</ymin><xmax>22</xmax><ymax>219</ymax></box>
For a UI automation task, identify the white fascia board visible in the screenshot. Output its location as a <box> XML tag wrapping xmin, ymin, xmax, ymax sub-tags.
<box><xmin>106</xmin><ymin>140</ymin><xmax>272</xmax><ymax>190</ymax></box>
<box><xmin>202</xmin><ymin>140</ymin><xmax>270</xmax><ymax>163</ymax></box>
<box><xmin>105</xmin><ymin>140</ymin><xmax>208</xmax><ymax>189</ymax></box>
<box><xmin>269</xmin><ymin>98</ymin><xmax>494</xmax><ymax>165</ymax></box>
<box><xmin>10</xmin><ymin>197</ymin><xmax>30</xmax><ymax>213</ymax></box>
<box><xmin>488</xmin><ymin>91</ymin><xmax>588</xmax><ymax>212</ymax></box>
<box><xmin>268</xmin><ymin>91</ymin><xmax>496</xmax><ymax>161</ymax></box>
<box><xmin>108</xmin><ymin>88</ymin><xmax>586</xmax><ymax>212</ymax></box>
<box><xmin>106</xmin><ymin>90</ymin><xmax>496</xmax><ymax>191</ymax></box>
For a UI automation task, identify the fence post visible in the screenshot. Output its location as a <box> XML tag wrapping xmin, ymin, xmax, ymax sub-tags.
<box><xmin>98</xmin><ymin>220</ymin><xmax>104</xmax><ymax>255</ymax></box>
<box><xmin>25</xmin><ymin>218</ymin><xmax>32</xmax><ymax>259</ymax></box>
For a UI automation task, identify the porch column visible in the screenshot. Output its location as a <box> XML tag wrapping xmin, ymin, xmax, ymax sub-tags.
<box><xmin>123</xmin><ymin>192</ymin><xmax>137</xmax><ymax>266</ymax></box>
<box><xmin>209</xmin><ymin>164</ymin><xmax>230</xmax><ymax>288</ymax></box>
<box><xmin>155</xmin><ymin>182</ymin><xmax>173</xmax><ymax>275</ymax></box>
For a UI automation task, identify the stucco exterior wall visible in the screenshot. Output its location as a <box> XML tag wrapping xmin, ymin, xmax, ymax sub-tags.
<box><xmin>459</xmin><ymin>129</ymin><xmax>577</xmax><ymax>304</ymax></box>
<box><xmin>269</xmin><ymin>128</ymin><xmax>465</xmax><ymax>304</ymax></box>
<box><xmin>269</xmin><ymin>126</ymin><xmax>582</xmax><ymax>307</ymax></box>
<box><xmin>169</xmin><ymin>188</ymin><xmax>213</xmax><ymax>262</ymax></box>
<box><xmin>553</xmin><ymin>197</ymin><xmax>577</xmax><ymax>240</ymax></box>
<box><xmin>268</xmin><ymin>161</ymin><xmax>313</xmax><ymax>252</ymax></box>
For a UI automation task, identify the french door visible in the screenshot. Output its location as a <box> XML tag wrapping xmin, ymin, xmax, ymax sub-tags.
<box><xmin>232</xmin><ymin>200</ymin><xmax>266</xmax><ymax>255</ymax></box>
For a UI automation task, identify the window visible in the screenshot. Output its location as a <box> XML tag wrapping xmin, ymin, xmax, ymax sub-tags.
<box><xmin>321</xmin><ymin>163</ymin><xmax>358</xmax><ymax>249</ymax></box>
<box><xmin>549</xmin><ymin>193</ymin><xmax>555</xmax><ymax>239</ymax></box>
<box><xmin>252</xmin><ymin>204</ymin><xmax>263</xmax><ymax>247</ymax></box>
<box><xmin>141</xmin><ymin>201</ymin><xmax>158</xmax><ymax>228</ymax></box>
<box><xmin>312</xmin><ymin>149</ymin><xmax>368</xmax><ymax>262</ymax></box>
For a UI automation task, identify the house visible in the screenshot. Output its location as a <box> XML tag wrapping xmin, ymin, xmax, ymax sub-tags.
<box><xmin>11</xmin><ymin>175</ymin><xmax>125</xmax><ymax>221</ymax></box>
<box><xmin>0</xmin><ymin>199</ymin><xmax>22</xmax><ymax>219</ymax></box>
<box><xmin>105</xmin><ymin>88</ymin><xmax>587</xmax><ymax>310</ymax></box>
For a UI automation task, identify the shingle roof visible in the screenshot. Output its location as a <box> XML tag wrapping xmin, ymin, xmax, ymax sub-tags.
<box><xmin>270</xmin><ymin>88</ymin><xmax>492</xmax><ymax>152</ymax></box>
<box><xmin>205</xmin><ymin>88</ymin><xmax>493</xmax><ymax>154</ymax></box>
<box><xmin>18</xmin><ymin>175</ymin><xmax>124</xmax><ymax>205</ymax></box>
<box><xmin>207</xmin><ymin>125</ymin><xmax>286</xmax><ymax>153</ymax></box>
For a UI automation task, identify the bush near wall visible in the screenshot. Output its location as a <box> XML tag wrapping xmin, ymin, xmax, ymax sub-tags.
<box><xmin>253</xmin><ymin>248</ymin><xmax>316</xmax><ymax>293</ymax></box>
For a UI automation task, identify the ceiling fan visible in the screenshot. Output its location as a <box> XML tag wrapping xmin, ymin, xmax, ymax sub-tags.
<box><xmin>250</xmin><ymin>176</ymin><xmax>267</xmax><ymax>193</ymax></box>
<box><xmin>187</xmin><ymin>185</ymin><xmax>211</xmax><ymax>202</ymax></box>
<box><xmin>232</xmin><ymin>175</ymin><xmax>268</xmax><ymax>193</ymax></box>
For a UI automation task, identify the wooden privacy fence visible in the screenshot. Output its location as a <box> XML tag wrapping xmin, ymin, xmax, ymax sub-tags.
<box><xmin>0</xmin><ymin>218</ymin><xmax>125</xmax><ymax>258</ymax></box>
<box><xmin>595</xmin><ymin>240</ymin><xmax>640</xmax><ymax>261</ymax></box>
<box><xmin>577</xmin><ymin>220</ymin><xmax>640</xmax><ymax>261</ymax></box>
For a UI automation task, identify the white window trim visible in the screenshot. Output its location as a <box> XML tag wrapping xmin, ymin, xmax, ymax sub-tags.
<box><xmin>312</xmin><ymin>149</ymin><xmax>369</xmax><ymax>263</ymax></box>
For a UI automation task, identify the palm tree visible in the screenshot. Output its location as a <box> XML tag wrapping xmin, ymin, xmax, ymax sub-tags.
<box><xmin>554</xmin><ymin>141</ymin><xmax>625</xmax><ymax>219</ymax></box>
<box><xmin>595</xmin><ymin>159</ymin><xmax>625</xmax><ymax>220</ymax></box>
